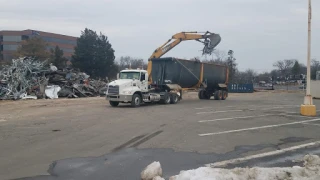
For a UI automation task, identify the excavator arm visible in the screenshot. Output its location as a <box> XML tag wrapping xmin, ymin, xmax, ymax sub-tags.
<box><xmin>147</xmin><ymin>31</ymin><xmax>221</xmax><ymax>84</ymax></box>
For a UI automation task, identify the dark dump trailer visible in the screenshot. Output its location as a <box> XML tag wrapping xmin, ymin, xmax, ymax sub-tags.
<box><xmin>151</xmin><ymin>57</ymin><xmax>229</xmax><ymax>100</ymax></box>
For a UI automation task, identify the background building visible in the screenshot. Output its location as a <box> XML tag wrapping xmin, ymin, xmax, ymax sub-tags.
<box><xmin>0</xmin><ymin>29</ymin><xmax>78</xmax><ymax>62</ymax></box>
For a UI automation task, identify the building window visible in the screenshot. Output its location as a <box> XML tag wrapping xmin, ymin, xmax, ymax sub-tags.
<box><xmin>3</xmin><ymin>36</ymin><xmax>22</xmax><ymax>42</ymax></box>
<box><xmin>47</xmin><ymin>46</ymin><xmax>74</xmax><ymax>53</ymax></box>
<box><xmin>22</xmin><ymin>35</ymin><xmax>29</xmax><ymax>41</ymax></box>
<box><xmin>3</xmin><ymin>44</ymin><xmax>19</xmax><ymax>51</ymax></box>
<box><xmin>0</xmin><ymin>35</ymin><xmax>3</xmax><ymax>42</ymax></box>
<box><xmin>41</xmin><ymin>36</ymin><xmax>76</xmax><ymax>45</ymax></box>
<box><xmin>0</xmin><ymin>45</ymin><xmax>3</xmax><ymax>51</ymax></box>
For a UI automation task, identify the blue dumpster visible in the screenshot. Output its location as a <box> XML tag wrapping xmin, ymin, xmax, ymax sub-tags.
<box><xmin>228</xmin><ymin>84</ymin><xmax>254</xmax><ymax>93</ymax></box>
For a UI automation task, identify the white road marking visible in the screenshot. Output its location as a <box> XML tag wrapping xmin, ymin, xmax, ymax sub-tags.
<box><xmin>0</xmin><ymin>119</ymin><xmax>6</xmax><ymax>122</ymax></box>
<box><xmin>197</xmin><ymin>106</ymin><xmax>300</xmax><ymax>115</ymax></box>
<box><xmin>260</xmin><ymin>106</ymin><xmax>300</xmax><ymax>110</ymax></box>
<box><xmin>208</xmin><ymin>140</ymin><xmax>320</xmax><ymax>167</ymax></box>
<box><xmin>195</xmin><ymin>106</ymin><xmax>235</xmax><ymax>110</ymax></box>
<box><xmin>282</xmin><ymin>114</ymin><xmax>314</xmax><ymax>118</ymax></box>
<box><xmin>195</xmin><ymin>107</ymin><xmax>210</xmax><ymax>110</ymax></box>
<box><xmin>196</xmin><ymin>110</ymin><xmax>243</xmax><ymax>115</ymax></box>
<box><xmin>284</xmin><ymin>111</ymin><xmax>298</xmax><ymax>114</ymax></box>
<box><xmin>199</xmin><ymin>118</ymin><xmax>320</xmax><ymax>136</ymax></box>
<box><xmin>302</xmin><ymin>122</ymin><xmax>320</xmax><ymax>127</ymax></box>
<box><xmin>195</xmin><ymin>105</ymin><xmax>297</xmax><ymax>110</ymax></box>
<box><xmin>198</xmin><ymin>114</ymin><xmax>275</xmax><ymax>123</ymax></box>
<box><xmin>199</xmin><ymin>113</ymin><xmax>310</xmax><ymax>123</ymax></box>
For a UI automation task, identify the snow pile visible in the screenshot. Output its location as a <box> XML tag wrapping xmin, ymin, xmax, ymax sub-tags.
<box><xmin>141</xmin><ymin>161</ymin><xmax>163</xmax><ymax>180</ymax></box>
<box><xmin>169</xmin><ymin>154</ymin><xmax>320</xmax><ymax>180</ymax></box>
<box><xmin>141</xmin><ymin>155</ymin><xmax>320</xmax><ymax>180</ymax></box>
<box><xmin>153</xmin><ymin>176</ymin><xmax>165</xmax><ymax>180</ymax></box>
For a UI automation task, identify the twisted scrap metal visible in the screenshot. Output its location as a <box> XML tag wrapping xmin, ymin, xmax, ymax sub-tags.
<box><xmin>0</xmin><ymin>57</ymin><xmax>108</xmax><ymax>100</ymax></box>
<box><xmin>0</xmin><ymin>57</ymin><xmax>48</xmax><ymax>100</ymax></box>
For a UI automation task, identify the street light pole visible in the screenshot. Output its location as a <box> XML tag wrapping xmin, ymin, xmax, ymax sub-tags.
<box><xmin>301</xmin><ymin>0</ymin><xmax>316</xmax><ymax>116</ymax></box>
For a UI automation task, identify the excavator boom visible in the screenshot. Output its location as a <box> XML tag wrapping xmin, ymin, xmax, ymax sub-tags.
<box><xmin>147</xmin><ymin>31</ymin><xmax>221</xmax><ymax>84</ymax></box>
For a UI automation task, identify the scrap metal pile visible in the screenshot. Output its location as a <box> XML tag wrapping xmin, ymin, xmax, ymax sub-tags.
<box><xmin>0</xmin><ymin>57</ymin><xmax>107</xmax><ymax>100</ymax></box>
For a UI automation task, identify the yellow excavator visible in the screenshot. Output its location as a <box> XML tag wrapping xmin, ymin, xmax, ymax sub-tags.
<box><xmin>147</xmin><ymin>31</ymin><xmax>222</xmax><ymax>84</ymax></box>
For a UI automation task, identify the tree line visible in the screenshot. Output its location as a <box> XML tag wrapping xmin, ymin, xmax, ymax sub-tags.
<box><xmin>2</xmin><ymin>27</ymin><xmax>319</xmax><ymax>83</ymax></box>
<box><xmin>192</xmin><ymin>50</ymin><xmax>319</xmax><ymax>84</ymax></box>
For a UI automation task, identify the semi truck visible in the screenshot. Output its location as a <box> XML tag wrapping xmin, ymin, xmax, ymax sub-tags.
<box><xmin>106</xmin><ymin>57</ymin><xmax>229</xmax><ymax>107</ymax></box>
<box><xmin>105</xmin><ymin>31</ymin><xmax>229</xmax><ymax>107</ymax></box>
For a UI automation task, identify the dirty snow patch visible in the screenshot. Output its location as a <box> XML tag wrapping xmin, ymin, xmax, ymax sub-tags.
<box><xmin>169</xmin><ymin>154</ymin><xmax>320</xmax><ymax>180</ymax></box>
<box><xmin>141</xmin><ymin>161</ymin><xmax>163</xmax><ymax>180</ymax></box>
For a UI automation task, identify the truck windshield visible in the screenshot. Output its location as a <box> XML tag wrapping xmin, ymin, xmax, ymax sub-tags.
<box><xmin>119</xmin><ymin>72</ymin><xmax>140</xmax><ymax>80</ymax></box>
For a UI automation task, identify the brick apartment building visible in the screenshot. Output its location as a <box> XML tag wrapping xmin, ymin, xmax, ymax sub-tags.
<box><xmin>0</xmin><ymin>29</ymin><xmax>78</xmax><ymax>62</ymax></box>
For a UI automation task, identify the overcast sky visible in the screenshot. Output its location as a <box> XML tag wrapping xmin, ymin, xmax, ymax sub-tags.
<box><xmin>1</xmin><ymin>0</ymin><xmax>319</xmax><ymax>72</ymax></box>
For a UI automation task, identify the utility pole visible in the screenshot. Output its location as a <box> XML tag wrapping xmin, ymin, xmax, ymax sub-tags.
<box><xmin>301</xmin><ymin>0</ymin><xmax>316</xmax><ymax>116</ymax></box>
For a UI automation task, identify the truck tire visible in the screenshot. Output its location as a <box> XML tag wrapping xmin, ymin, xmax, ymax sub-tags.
<box><xmin>170</xmin><ymin>93</ymin><xmax>179</xmax><ymax>104</ymax></box>
<box><xmin>214</xmin><ymin>90</ymin><xmax>222</xmax><ymax>100</ymax></box>
<box><xmin>131</xmin><ymin>94</ymin><xmax>142</xmax><ymax>107</ymax></box>
<box><xmin>221</xmin><ymin>90</ymin><xmax>228</xmax><ymax>100</ymax></box>
<box><xmin>109</xmin><ymin>101</ymin><xmax>119</xmax><ymax>107</ymax></box>
<box><xmin>160</xmin><ymin>93</ymin><xmax>171</xmax><ymax>104</ymax></box>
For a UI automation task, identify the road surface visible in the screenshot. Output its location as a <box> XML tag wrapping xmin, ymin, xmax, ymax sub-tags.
<box><xmin>1</xmin><ymin>91</ymin><xmax>320</xmax><ymax>179</ymax></box>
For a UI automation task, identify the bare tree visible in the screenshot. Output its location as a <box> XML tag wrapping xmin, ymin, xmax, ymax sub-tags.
<box><xmin>234</xmin><ymin>69</ymin><xmax>257</xmax><ymax>83</ymax></box>
<box><xmin>212</xmin><ymin>49</ymin><xmax>227</xmax><ymax>62</ymax></box>
<box><xmin>255</xmin><ymin>72</ymin><xmax>271</xmax><ymax>83</ymax></box>
<box><xmin>118</xmin><ymin>56</ymin><xmax>147</xmax><ymax>70</ymax></box>
<box><xmin>273</xmin><ymin>59</ymin><xmax>295</xmax><ymax>78</ymax></box>
<box><xmin>226</xmin><ymin>50</ymin><xmax>237</xmax><ymax>82</ymax></box>
<box><xmin>311</xmin><ymin>59</ymin><xmax>320</xmax><ymax>80</ymax></box>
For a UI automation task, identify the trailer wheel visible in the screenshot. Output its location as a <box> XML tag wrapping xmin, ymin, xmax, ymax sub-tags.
<box><xmin>170</xmin><ymin>93</ymin><xmax>179</xmax><ymax>104</ymax></box>
<box><xmin>109</xmin><ymin>101</ymin><xmax>119</xmax><ymax>107</ymax></box>
<box><xmin>198</xmin><ymin>90</ymin><xmax>204</xmax><ymax>99</ymax></box>
<box><xmin>214</xmin><ymin>90</ymin><xmax>222</xmax><ymax>100</ymax></box>
<box><xmin>221</xmin><ymin>90</ymin><xmax>228</xmax><ymax>100</ymax></box>
<box><xmin>204</xmin><ymin>91</ymin><xmax>211</xmax><ymax>100</ymax></box>
<box><xmin>131</xmin><ymin>94</ymin><xmax>142</xmax><ymax>107</ymax></box>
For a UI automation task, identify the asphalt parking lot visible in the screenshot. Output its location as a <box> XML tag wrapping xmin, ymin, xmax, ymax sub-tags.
<box><xmin>1</xmin><ymin>91</ymin><xmax>320</xmax><ymax>179</ymax></box>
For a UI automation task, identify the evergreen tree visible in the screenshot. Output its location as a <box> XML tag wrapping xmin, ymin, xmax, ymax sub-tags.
<box><xmin>72</xmin><ymin>28</ymin><xmax>116</xmax><ymax>78</ymax></box>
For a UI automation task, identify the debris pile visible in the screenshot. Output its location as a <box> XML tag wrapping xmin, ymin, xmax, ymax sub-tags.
<box><xmin>0</xmin><ymin>57</ymin><xmax>107</xmax><ymax>100</ymax></box>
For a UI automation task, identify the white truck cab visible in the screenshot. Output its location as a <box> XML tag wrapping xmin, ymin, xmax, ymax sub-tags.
<box><xmin>106</xmin><ymin>68</ymin><xmax>180</xmax><ymax>107</ymax></box>
<box><xmin>106</xmin><ymin>69</ymin><xmax>149</xmax><ymax>107</ymax></box>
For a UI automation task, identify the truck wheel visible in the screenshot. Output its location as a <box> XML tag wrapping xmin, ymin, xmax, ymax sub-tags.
<box><xmin>214</xmin><ymin>90</ymin><xmax>222</xmax><ymax>100</ymax></box>
<box><xmin>160</xmin><ymin>93</ymin><xmax>171</xmax><ymax>104</ymax></box>
<box><xmin>131</xmin><ymin>94</ymin><xmax>142</xmax><ymax>107</ymax></box>
<box><xmin>170</xmin><ymin>93</ymin><xmax>179</xmax><ymax>104</ymax></box>
<box><xmin>109</xmin><ymin>101</ymin><xmax>119</xmax><ymax>107</ymax></box>
<box><xmin>221</xmin><ymin>90</ymin><xmax>228</xmax><ymax>100</ymax></box>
